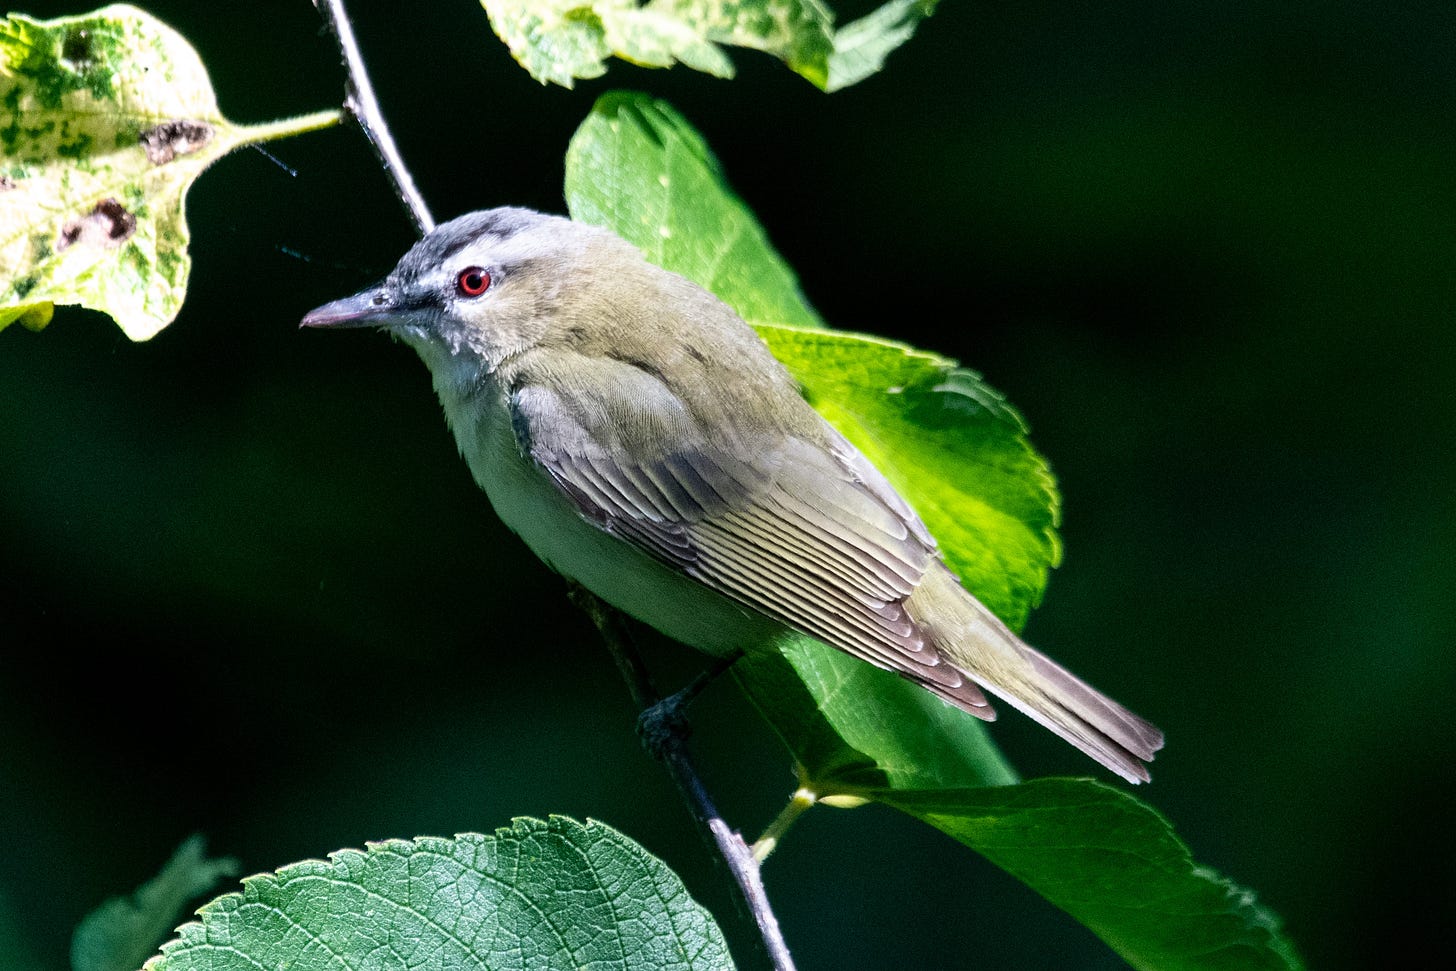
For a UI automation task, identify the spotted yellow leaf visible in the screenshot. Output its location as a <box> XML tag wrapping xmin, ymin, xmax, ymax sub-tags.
<box><xmin>0</xmin><ymin>4</ymin><xmax>338</xmax><ymax>340</ymax></box>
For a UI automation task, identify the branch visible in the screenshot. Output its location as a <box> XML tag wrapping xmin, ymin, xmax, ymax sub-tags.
<box><xmin>568</xmin><ymin>586</ymin><xmax>797</xmax><ymax>971</ymax></box>
<box><xmin>313</xmin><ymin>0</ymin><xmax>434</xmax><ymax>235</ymax></box>
<box><xmin>310</xmin><ymin>4</ymin><xmax>795</xmax><ymax>967</ymax></box>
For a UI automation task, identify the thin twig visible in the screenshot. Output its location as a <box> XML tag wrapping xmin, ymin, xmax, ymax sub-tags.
<box><xmin>313</xmin><ymin>0</ymin><xmax>434</xmax><ymax>236</ymax></box>
<box><xmin>568</xmin><ymin>586</ymin><xmax>797</xmax><ymax>971</ymax></box>
<box><xmin>310</xmin><ymin>4</ymin><xmax>795</xmax><ymax>966</ymax></box>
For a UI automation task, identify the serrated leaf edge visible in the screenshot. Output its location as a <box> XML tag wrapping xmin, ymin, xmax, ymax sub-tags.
<box><xmin>140</xmin><ymin>816</ymin><xmax>644</xmax><ymax>970</ymax></box>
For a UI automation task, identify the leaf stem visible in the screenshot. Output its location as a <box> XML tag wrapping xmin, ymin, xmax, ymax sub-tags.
<box><xmin>236</xmin><ymin>108</ymin><xmax>344</xmax><ymax>146</ymax></box>
<box><xmin>312</xmin><ymin>0</ymin><xmax>434</xmax><ymax>235</ymax></box>
<box><xmin>751</xmin><ymin>788</ymin><xmax>817</xmax><ymax>862</ymax></box>
<box><xmin>568</xmin><ymin>584</ymin><xmax>798</xmax><ymax>971</ymax></box>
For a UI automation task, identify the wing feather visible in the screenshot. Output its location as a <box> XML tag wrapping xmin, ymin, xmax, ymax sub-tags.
<box><xmin>723</xmin><ymin>508</ymin><xmax>904</xmax><ymax>607</ymax></box>
<box><xmin>509</xmin><ymin>356</ymin><xmax>990</xmax><ymax>713</ymax></box>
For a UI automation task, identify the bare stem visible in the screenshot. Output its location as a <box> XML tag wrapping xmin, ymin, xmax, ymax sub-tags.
<box><xmin>569</xmin><ymin>585</ymin><xmax>797</xmax><ymax>971</ymax></box>
<box><xmin>309</xmin><ymin>5</ymin><xmax>796</xmax><ymax>964</ymax></box>
<box><xmin>312</xmin><ymin>0</ymin><xmax>434</xmax><ymax>236</ymax></box>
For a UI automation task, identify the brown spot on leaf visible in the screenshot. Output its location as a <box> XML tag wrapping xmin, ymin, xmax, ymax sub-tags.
<box><xmin>62</xmin><ymin>28</ymin><xmax>91</xmax><ymax>68</ymax></box>
<box><xmin>0</xmin><ymin>175</ymin><xmax>15</xmax><ymax>191</ymax></box>
<box><xmin>57</xmin><ymin>199</ymin><xmax>137</xmax><ymax>252</ymax></box>
<box><xmin>140</xmin><ymin>120</ymin><xmax>214</xmax><ymax>165</ymax></box>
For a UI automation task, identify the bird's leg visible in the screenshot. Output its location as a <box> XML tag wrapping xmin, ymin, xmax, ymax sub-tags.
<box><xmin>637</xmin><ymin>652</ymin><xmax>743</xmax><ymax>759</ymax></box>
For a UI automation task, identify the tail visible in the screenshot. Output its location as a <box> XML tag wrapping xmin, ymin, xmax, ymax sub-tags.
<box><xmin>906</xmin><ymin>565</ymin><xmax>1165</xmax><ymax>783</ymax></box>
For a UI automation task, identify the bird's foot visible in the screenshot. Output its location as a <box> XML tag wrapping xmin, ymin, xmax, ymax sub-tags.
<box><xmin>637</xmin><ymin>693</ymin><xmax>693</xmax><ymax>759</ymax></box>
<box><xmin>634</xmin><ymin>653</ymin><xmax>742</xmax><ymax>760</ymax></box>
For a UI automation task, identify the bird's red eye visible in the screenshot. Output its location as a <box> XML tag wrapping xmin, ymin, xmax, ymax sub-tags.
<box><xmin>456</xmin><ymin>267</ymin><xmax>491</xmax><ymax>296</ymax></box>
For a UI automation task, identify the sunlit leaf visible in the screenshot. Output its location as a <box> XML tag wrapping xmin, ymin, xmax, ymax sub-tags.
<box><xmin>758</xmin><ymin>324</ymin><xmax>1060</xmax><ymax>631</ymax></box>
<box><xmin>566</xmin><ymin>92</ymin><xmax>1058</xmax><ymax>632</ymax></box>
<box><xmin>144</xmin><ymin>818</ymin><xmax>733</xmax><ymax>971</ymax></box>
<box><xmin>565</xmin><ymin>91</ymin><xmax>823</xmax><ymax>329</ymax></box>
<box><xmin>0</xmin><ymin>4</ymin><xmax>339</xmax><ymax>340</ymax></box>
<box><xmin>483</xmin><ymin>0</ymin><xmax>937</xmax><ymax>91</ymax></box>
<box><xmin>558</xmin><ymin>95</ymin><xmax>1299</xmax><ymax>971</ymax></box>
<box><xmin>565</xmin><ymin>91</ymin><xmax>1051</xmax><ymax>791</ymax></box>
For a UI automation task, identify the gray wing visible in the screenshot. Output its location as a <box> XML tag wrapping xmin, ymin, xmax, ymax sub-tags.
<box><xmin>509</xmin><ymin>357</ymin><xmax>992</xmax><ymax>714</ymax></box>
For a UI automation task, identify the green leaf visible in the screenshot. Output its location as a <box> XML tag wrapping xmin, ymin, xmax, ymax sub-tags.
<box><xmin>565</xmin><ymin>91</ymin><xmax>1049</xmax><ymax>792</ymax></box>
<box><xmin>0</xmin><ymin>5</ymin><xmax>339</xmax><ymax>341</ymax></box>
<box><xmin>882</xmin><ymin>780</ymin><xmax>1305</xmax><ymax>971</ymax></box>
<box><xmin>565</xmin><ymin>91</ymin><xmax>823</xmax><ymax>329</ymax></box>
<box><xmin>735</xmin><ymin>633</ymin><xmax>1017</xmax><ymax>794</ymax></box>
<box><xmin>483</xmin><ymin>0</ymin><xmax>937</xmax><ymax>91</ymax></box>
<box><xmin>71</xmin><ymin>835</ymin><xmax>240</xmax><ymax>971</ymax></box>
<box><xmin>756</xmin><ymin>324</ymin><xmax>1060</xmax><ymax>632</ymax></box>
<box><xmin>727</xmin><ymin>333</ymin><xmax>1054</xmax><ymax>793</ymax></box>
<box><xmin>565</xmin><ymin>93</ymin><xmax>1058</xmax><ymax>632</ymax></box>
<box><xmin>823</xmin><ymin>0</ymin><xmax>936</xmax><ymax>91</ymax></box>
<box><xmin>563</xmin><ymin>89</ymin><xmax>1300</xmax><ymax>971</ymax></box>
<box><xmin>144</xmin><ymin>818</ymin><xmax>733</xmax><ymax>971</ymax></box>
<box><xmin>565</xmin><ymin>90</ymin><xmax>1051</xmax><ymax>787</ymax></box>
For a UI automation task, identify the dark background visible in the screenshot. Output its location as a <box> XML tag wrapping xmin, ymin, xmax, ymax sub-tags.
<box><xmin>3</xmin><ymin>1</ymin><xmax>1452</xmax><ymax>968</ymax></box>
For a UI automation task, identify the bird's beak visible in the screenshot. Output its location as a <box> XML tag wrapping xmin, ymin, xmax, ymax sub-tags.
<box><xmin>300</xmin><ymin>284</ymin><xmax>394</xmax><ymax>329</ymax></box>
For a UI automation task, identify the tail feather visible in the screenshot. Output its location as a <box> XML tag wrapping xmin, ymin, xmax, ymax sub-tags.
<box><xmin>906</xmin><ymin>565</ymin><xmax>1165</xmax><ymax>784</ymax></box>
<box><xmin>974</xmin><ymin>657</ymin><xmax>1160</xmax><ymax>784</ymax></box>
<box><xmin>1025</xmin><ymin>648</ymin><xmax>1165</xmax><ymax>762</ymax></box>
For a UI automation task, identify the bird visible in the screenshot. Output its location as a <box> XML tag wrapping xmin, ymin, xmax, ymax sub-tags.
<box><xmin>301</xmin><ymin>207</ymin><xmax>1164</xmax><ymax>783</ymax></box>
